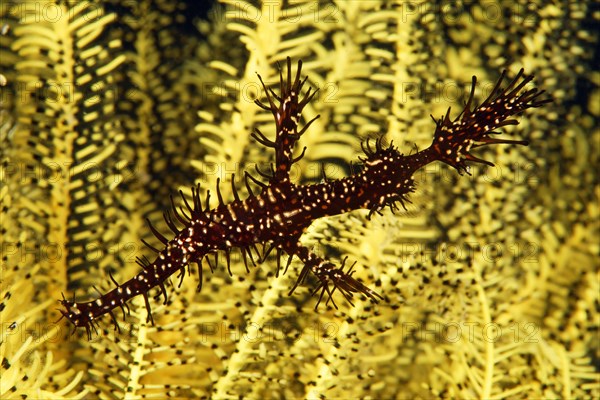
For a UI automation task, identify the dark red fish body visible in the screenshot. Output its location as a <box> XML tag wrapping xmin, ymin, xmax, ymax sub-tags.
<box><xmin>59</xmin><ymin>58</ymin><xmax>550</xmax><ymax>338</ymax></box>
